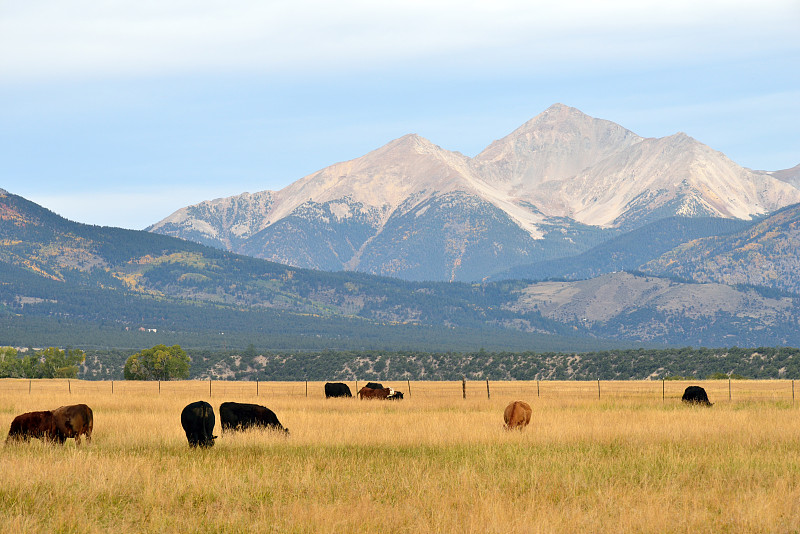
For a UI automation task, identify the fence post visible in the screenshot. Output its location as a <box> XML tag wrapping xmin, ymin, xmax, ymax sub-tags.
<box><xmin>729</xmin><ymin>378</ymin><xmax>732</xmax><ymax>402</ymax></box>
<box><xmin>158</xmin><ymin>380</ymin><xmax>161</xmax><ymax>394</ymax></box>
<box><xmin>256</xmin><ymin>380</ymin><xmax>259</xmax><ymax>397</ymax></box>
<box><xmin>486</xmin><ymin>380</ymin><xmax>490</xmax><ymax>400</ymax></box>
<box><xmin>209</xmin><ymin>379</ymin><xmax>212</xmax><ymax>398</ymax></box>
<box><xmin>112</xmin><ymin>380</ymin><xmax>114</xmax><ymax>394</ymax></box>
<box><xmin>407</xmin><ymin>380</ymin><xmax>411</xmax><ymax>397</ymax></box>
<box><xmin>68</xmin><ymin>380</ymin><xmax>71</xmax><ymax>395</ymax></box>
<box><xmin>29</xmin><ymin>380</ymin><xmax>31</xmax><ymax>394</ymax></box>
<box><xmin>597</xmin><ymin>379</ymin><xmax>600</xmax><ymax>399</ymax></box>
<box><xmin>662</xmin><ymin>379</ymin><xmax>665</xmax><ymax>402</ymax></box>
<box><xmin>793</xmin><ymin>379</ymin><xmax>795</xmax><ymax>404</ymax></box>
<box><xmin>305</xmin><ymin>381</ymin><xmax>308</xmax><ymax>398</ymax></box>
<box><xmin>537</xmin><ymin>380</ymin><xmax>540</xmax><ymax>397</ymax></box>
<box><xmin>462</xmin><ymin>378</ymin><xmax>466</xmax><ymax>400</ymax></box>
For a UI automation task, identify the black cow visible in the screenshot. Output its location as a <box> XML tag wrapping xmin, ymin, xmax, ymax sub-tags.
<box><xmin>219</xmin><ymin>402</ymin><xmax>289</xmax><ymax>435</ymax></box>
<box><xmin>324</xmin><ymin>382</ymin><xmax>352</xmax><ymax>398</ymax></box>
<box><xmin>682</xmin><ymin>386</ymin><xmax>713</xmax><ymax>406</ymax></box>
<box><xmin>181</xmin><ymin>401</ymin><xmax>216</xmax><ymax>448</ymax></box>
<box><xmin>387</xmin><ymin>390</ymin><xmax>404</xmax><ymax>400</ymax></box>
<box><xmin>365</xmin><ymin>382</ymin><xmax>383</xmax><ymax>390</ymax></box>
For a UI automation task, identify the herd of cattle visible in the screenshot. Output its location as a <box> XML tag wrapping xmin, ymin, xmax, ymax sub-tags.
<box><xmin>4</xmin><ymin>384</ymin><xmax>713</xmax><ymax>446</ymax></box>
<box><xmin>324</xmin><ymin>381</ymin><xmax>404</xmax><ymax>400</ymax></box>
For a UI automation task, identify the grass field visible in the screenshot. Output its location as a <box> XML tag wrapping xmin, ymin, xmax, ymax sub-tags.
<box><xmin>1</xmin><ymin>379</ymin><xmax>799</xmax><ymax>533</ymax></box>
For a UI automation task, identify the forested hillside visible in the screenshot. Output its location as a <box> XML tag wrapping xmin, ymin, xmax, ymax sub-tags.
<box><xmin>4</xmin><ymin>190</ymin><xmax>800</xmax><ymax>351</ymax></box>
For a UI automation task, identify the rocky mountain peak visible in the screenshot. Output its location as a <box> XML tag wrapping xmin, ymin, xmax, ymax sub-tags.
<box><xmin>148</xmin><ymin>104</ymin><xmax>800</xmax><ymax>281</ymax></box>
<box><xmin>472</xmin><ymin>104</ymin><xmax>644</xmax><ymax>190</ymax></box>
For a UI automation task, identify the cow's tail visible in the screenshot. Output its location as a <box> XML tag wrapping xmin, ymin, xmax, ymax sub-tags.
<box><xmin>86</xmin><ymin>408</ymin><xmax>94</xmax><ymax>442</ymax></box>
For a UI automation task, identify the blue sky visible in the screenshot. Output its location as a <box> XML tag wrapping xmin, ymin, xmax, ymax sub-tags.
<box><xmin>2</xmin><ymin>0</ymin><xmax>798</xmax><ymax>230</ymax></box>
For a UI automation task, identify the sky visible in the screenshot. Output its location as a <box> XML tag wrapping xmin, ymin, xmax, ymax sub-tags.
<box><xmin>1</xmin><ymin>0</ymin><xmax>798</xmax><ymax>230</ymax></box>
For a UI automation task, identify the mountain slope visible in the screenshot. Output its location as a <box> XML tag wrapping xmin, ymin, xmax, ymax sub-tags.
<box><xmin>149</xmin><ymin>105</ymin><xmax>800</xmax><ymax>282</ymax></box>
<box><xmin>490</xmin><ymin>216</ymin><xmax>752</xmax><ymax>282</ymax></box>
<box><xmin>643</xmin><ymin>203</ymin><xmax>800</xmax><ymax>294</ymax></box>
<box><xmin>770</xmin><ymin>163</ymin><xmax>800</xmax><ymax>188</ymax></box>
<box><xmin>6</xmin><ymin>190</ymin><xmax>800</xmax><ymax>348</ymax></box>
<box><xmin>558</xmin><ymin>133</ymin><xmax>800</xmax><ymax>228</ymax></box>
<box><xmin>505</xmin><ymin>272</ymin><xmax>800</xmax><ymax>346</ymax></box>
<box><xmin>0</xmin><ymin>189</ymin><xmax>592</xmax><ymax>350</ymax></box>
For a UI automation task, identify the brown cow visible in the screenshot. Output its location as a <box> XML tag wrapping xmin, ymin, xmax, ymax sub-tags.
<box><xmin>51</xmin><ymin>404</ymin><xmax>93</xmax><ymax>445</ymax></box>
<box><xmin>6</xmin><ymin>411</ymin><xmax>60</xmax><ymax>443</ymax></box>
<box><xmin>358</xmin><ymin>387</ymin><xmax>391</xmax><ymax>399</ymax></box>
<box><xmin>503</xmin><ymin>401</ymin><xmax>532</xmax><ymax>430</ymax></box>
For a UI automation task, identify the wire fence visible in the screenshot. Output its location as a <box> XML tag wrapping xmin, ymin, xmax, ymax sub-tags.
<box><xmin>0</xmin><ymin>378</ymin><xmax>796</xmax><ymax>404</ymax></box>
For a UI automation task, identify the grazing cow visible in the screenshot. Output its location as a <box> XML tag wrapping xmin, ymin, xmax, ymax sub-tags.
<box><xmin>324</xmin><ymin>382</ymin><xmax>352</xmax><ymax>398</ymax></box>
<box><xmin>181</xmin><ymin>401</ymin><xmax>217</xmax><ymax>448</ymax></box>
<box><xmin>51</xmin><ymin>404</ymin><xmax>93</xmax><ymax>445</ymax></box>
<box><xmin>387</xmin><ymin>390</ymin><xmax>404</xmax><ymax>400</ymax></box>
<box><xmin>358</xmin><ymin>386</ymin><xmax>400</xmax><ymax>400</ymax></box>
<box><xmin>365</xmin><ymin>382</ymin><xmax>383</xmax><ymax>390</ymax></box>
<box><xmin>6</xmin><ymin>411</ymin><xmax>60</xmax><ymax>443</ymax></box>
<box><xmin>219</xmin><ymin>402</ymin><xmax>289</xmax><ymax>435</ymax></box>
<box><xmin>682</xmin><ymin>386</ymin><xmax>713</xmax><ymax>406</ymax></box>
<box><xmin>504</xmin><ymin>401</ymin><xmax>532</xmax><ymax>430</ymax></box>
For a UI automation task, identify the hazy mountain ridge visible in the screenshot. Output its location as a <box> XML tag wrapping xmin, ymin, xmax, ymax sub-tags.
<box><xmin>149</xmin><ymin>104</ymin><xmax>800</xmax><ymax>281</ymax></box>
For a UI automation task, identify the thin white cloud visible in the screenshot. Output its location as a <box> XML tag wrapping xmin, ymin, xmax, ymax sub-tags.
<box><xmin>1</xmin><ymin>0</ymin><xmax>797</xmax><ymax>82</ymax></box>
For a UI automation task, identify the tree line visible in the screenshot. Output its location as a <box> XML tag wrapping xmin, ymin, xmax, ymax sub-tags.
<box><xmin>7</xmin><ymin>344</ymin><xmax>800</xmax><ymax>382</ymax></box>
<box><xmin>0</xmin><ymin>346</ymin><xmax>85</xmax><ymax>379</ymax></box>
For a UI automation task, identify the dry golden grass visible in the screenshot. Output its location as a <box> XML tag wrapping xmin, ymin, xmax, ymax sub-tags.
<box><xmin>1</xmin><ymin>379</ymin><xmax>799</xmax><ymax>533</ymax></box>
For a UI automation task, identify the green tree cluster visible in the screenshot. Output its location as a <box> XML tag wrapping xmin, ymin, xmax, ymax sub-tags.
<box><xmin>124</xmin><ymin>344</ymin><xmax>190</xmax><ymax>380</ymax></box>
<box><xmin>0</xmin><ymin>346</ymin><xmax>84</xmax><ymax>378</ymax></box>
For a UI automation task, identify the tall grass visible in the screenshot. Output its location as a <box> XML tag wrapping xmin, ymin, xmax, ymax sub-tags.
<box><xmin>1</xmin><ymin>380</ymin><xmax>799</xmax><ymax>533</ymax></box>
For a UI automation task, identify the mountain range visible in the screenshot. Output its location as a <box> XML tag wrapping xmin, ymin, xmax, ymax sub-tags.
<box><xmin>149</xmin><ymin>104</ymin><xmax>800</xmax><ymax>282</ymax></box>
<box><xmin>3</xmin><ymin>188</ymin><xmax>800</xmax><ymax>350</ymax></box>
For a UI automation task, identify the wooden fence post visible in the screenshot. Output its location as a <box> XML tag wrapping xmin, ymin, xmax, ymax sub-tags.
<box><xmin>462</xmin><ymin>378</ymin><xmax>466</xmax><ymax>400</ymax></box>
<box><xmin>209</xmin><ymin>379</ymin><xmax>212</xmax><ymax>398</ymax></box>
<box><xmin>729</xmin><ymin>378</ymin><xmax>732</xmax><ymax>401</ymax></box>
<box><xmin>486</xmin><ymin>380</ymin><xmax>490</xmax><ymax>399</ymax></box>
<box><xmin>793</xmin><ymin>380</ymin><xmax>795</xmax><ymax>404</ymax></box>
<box><xmin>158</xmin><ymin>380</ymin><xmax>161</xmax><ymax>394</ymax></box>
<box><xmin>111</xmin><ymin>380</ymin><xmax>114</xmax><ymax>395</ymax></box>
<box><xmin>537</xmin><ymin>380</ymin><xmax>540</xmax><ymax>398</ymax></box>
<box><xmin>256</xmin><ymin>380</ymin><xmax>259</xmax><ymax>397</ymax></box>
<box><xmin>305</xmin><ymin>381</ymin><xmax>308</xmax><ymax>398</ymax></box>
<box><xmin>407</xmin><ymin>380</ymin><xmax>411</xmax><ymax>397</ymax></box>
<box><xmin>597</xmin><ymin>379</ymin><xmax>600</xmax><ymax>399</ymax></box>
<box><xmin>29</xmin><ymin>380</ymin><xmax>31</xmax><ymax>394</ymax></box>
<box><xmin>68</xmin><ymin>380</ymin><xmax>71</xmax><ymax>395</ymax></box>
<box><xmin>662</xmin><ymin>378</ymin><xmax>665</xmax><ymax>402</ymax></box>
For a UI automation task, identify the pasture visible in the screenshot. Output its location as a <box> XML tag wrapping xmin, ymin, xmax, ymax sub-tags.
<box><xmin>1</xmin><ymin>379</ymin><xmax>799</xmax><ymax>533</ymax></box>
